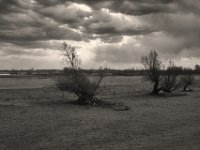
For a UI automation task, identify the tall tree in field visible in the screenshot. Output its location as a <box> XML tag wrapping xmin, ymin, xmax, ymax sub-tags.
<box><xmin>57</xmin><ymin>42</ymin><xmax>104</xmax><ymax>105</ymax></box>
<box><xmin>141</xmin><ymin>50</ymin><xmax>161</xmax><ymax>95</ymax></box>
<box><xmin>141</xmin><ymin>51</ymin><xmax>182</xmax><ymax>95</ymax></box>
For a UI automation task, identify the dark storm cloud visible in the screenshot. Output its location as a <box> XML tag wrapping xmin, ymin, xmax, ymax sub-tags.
<box><xmin>33</xmin><ymin>0</ymin><xmax>176</xmax><ymax>37</ymax></box>
<box><xmin>0</xmin><ymin>0</ymin><xmax>176</xmax><ymax>42</ymax></box>
<box><xmin>73</xmin><ymin>0</ymin><xmax>176</xmax><ymax>15</ymax></box>
<box><xmin>0</xmin><ymin>8</ymin><xmax>83</xmax><ymax>45</ymax></box>
<box><xmin>0</xmin><ymin>25</ymin><xmax>83</xmax><ymax>43</ymax></box>
<box><xmin>177</xmin><ymin>0</ymin><xmax>200</xmax><ymax>14</ymax></box>
<box><xmin>138</xmin><ymin>11</ymin><xmax>200</xmax><ymax>56</ymax></box>
<box><xmin>37</xmin><ymin>2</ymin><xmax>92</xmax><ymax>24</ymax></box>
<box><xmin>0</xmin><ymin>0</ymin><xmax>157</xmax><ymax>47</ymax></box>
<box><xmin>0</xmin><ymin>42</ymin><xmax>47</xmax><ymax>57</ymax></box>
<box><xmin>87</xmin><ymin>26</ymin><xmax>154</xmax><ymax>36</ymax></box>
<box><xmin>0</xmin><ymin>0</ymin><xmax>200</xmax><ymax>67</ymax></box>
<box><xmin>89</xmin><ymin>0</ymin><xmax>200</xmax><ymax>64</ymax></box>
<box><xmin>4</xmin><ymin>40</ymin><xmax>62</xmax><ymax>50</ymax></box>
<box><xmin>0</xmin><ymin>48</ymin><xmax>47</xmax><ymax>57</ymax></box>
<box><xmin>0</xmin><ymin>0</ymin><xmax>21</xmax><ymax>14</ymax></box>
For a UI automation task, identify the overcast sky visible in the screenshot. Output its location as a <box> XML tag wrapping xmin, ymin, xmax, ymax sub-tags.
<box><xmin>0</xmin><ymin>0</ymin><xmax>200</xmax><ymax>69</ymax></box>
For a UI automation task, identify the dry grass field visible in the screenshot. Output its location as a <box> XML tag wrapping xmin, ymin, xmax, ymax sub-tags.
<box><xmin>0</xmin><ymin>76</ymin><xmax>200</xmax><ymax>150</ymax></box>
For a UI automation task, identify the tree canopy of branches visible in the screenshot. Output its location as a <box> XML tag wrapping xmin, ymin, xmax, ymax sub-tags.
<box><xmin>159</xmin><ymin>60</ymin><xmax>181</xmax><ymax>93</ymax></box>
<box><xmin>57</xmin><ymin>42</ymin><xmax>104</xmax><ymax>105</ymax></box>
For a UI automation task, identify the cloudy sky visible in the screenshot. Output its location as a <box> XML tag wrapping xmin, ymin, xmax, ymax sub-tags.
<box><xmin>0</xmin><ymin>0</ymin><xmax>200</xmax><ymax>69</ymax></box>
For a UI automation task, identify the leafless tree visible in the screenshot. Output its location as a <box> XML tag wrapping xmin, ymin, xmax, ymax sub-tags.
<box><xmin>141</xmin><ymin>50</ymin><xmax>161</xmax><ymax>94</ymax></box>
<box><xmin>57</xmin><ymin>42</ymin><xmax>104</xmax><ymax>105</ymax></box>
<box><xmin>141</xmin><ymin>51</ymin><xmax>181</xmax><ymax>94</ymax></box>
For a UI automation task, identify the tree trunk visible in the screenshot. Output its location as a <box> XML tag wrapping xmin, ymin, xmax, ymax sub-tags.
<box><xmin>157</xmin><ymin>87</ymin><xmax>170</xmax><ymax>93</ymax></box>
<box><xmin>77</xmin><ymin>96</ymin><xmax>89</xmax><ymax>105</ymax></box>
<box><xmin>183</xmin><ymin>84</ymin><xmax>192</xmax><ymax>92</ymax></box>
<box><xmin>151</xmin><ymin>81</ymin><xmax>159</xmax><ymax>95</ymax></box>
<box><xmin>183</xmin><ymin>84</ymin><xmax>188</xmax><ymax>91</ymax></box>
<box><xmin>77</xmin><ymin>94</ymin><xmax>95</xmax><ymax>105</ymax></box>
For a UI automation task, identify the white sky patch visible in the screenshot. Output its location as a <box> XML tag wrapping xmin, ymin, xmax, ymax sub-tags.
<box><xmin>21</xmin><ymin>0</ymin><xmax>37</xmax><ymax>4</ymax></box>
<box><xmin>101</xmin><ymin>8</ymin><xmax>110</xmax><ymax>13</ymax></box>
<box><xmin>96</xmin><ymin>62</ymin><xmax>143</xmax><ymax>70</ymax></box>
<box><xmin>70</xmin><ymin>3</ymin><xmax>92</xmax><ymax>12</ymax></box>
<box><xmin>19</xmin><ymin>0</ymin><xmax>38</xmax><ymax>8</ymax></box>
<box><xmin>59</xmin><ymin>24</ymin><xmax>83</xmax><ymax>34</ymax></box>
<box><xmin>71</xmin><ymin>28</ymin><xmax>82</xmax><ymax>34</ymax></box>
<box><xmin>119</xmin><ymin>36</ymin><xmax>142</xmax><ymax>46</ymax></box>
<box><xmin>84</xmin><ymin>16</ymin><xmax>93</xmax><ymax>20</ymax></box>
<box><xmin>110</xmin><ymin>12</ymin><xmax>141</xmax><ymax>27</ymax></box>
<box><xmin>58</xmin><ymin>24</ymin><xmax>68</xmax><ymax>28</ymax></box>
<box><xmin>47</xmin><ymin>40</ymin><xmax>101</xmax><ymax>69</ymax></box>
<box><xmin>55</xmin><ymin>38</ymin><xmax>147</xmax><ymax>69</ymax></box>
<box><xmin>173</xmin><ymin>57</ymin><xmax>200</xmax><ymax>69</ymax></box>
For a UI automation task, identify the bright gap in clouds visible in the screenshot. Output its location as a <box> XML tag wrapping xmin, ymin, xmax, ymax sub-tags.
<box><xmin>70</xmin><ymin>3</ymin><xmax>92</xmax><ymax>12</ymax></box>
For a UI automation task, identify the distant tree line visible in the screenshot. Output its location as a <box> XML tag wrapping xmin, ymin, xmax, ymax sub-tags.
<box><xmin>63</xmin><ymin>65</ymin><xmax>200</xmax><ymax>76</ymax></box>
<box><xmin>0</xmin><ymin>61</ymin><xmax>200</xmax><ymax>77</ymax></box>
<box><xmin>1</xmin><ymin>65</ymin><xmax>200</xmax><ymax>76</ymax></box>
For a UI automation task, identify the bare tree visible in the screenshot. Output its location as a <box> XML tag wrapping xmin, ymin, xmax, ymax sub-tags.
<box><xmin>141</xmin><ymin>50</ymin><xmax>161</xmax><ymax>95</ymax></box>
<box><xmin>57</xmin><ymin>42</ymin><xmax>104</xmax><ymax>105</ymax></box>
<box><xmin>141</xmin><ymin>51</ymin><xmax>181</xmax><ymax>94</ymax></box>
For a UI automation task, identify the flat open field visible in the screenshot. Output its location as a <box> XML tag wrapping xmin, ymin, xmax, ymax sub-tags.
<box><xmin>0</xmin><ymin>76</ymin><xmax>200</xmax><ymax>150</ymax></box>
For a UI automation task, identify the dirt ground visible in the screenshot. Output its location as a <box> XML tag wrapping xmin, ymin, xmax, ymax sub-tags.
<box><xmin>0</xmin><ymin>76</ymin><xmax>200</xmax><ymax>150</ymax></box>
